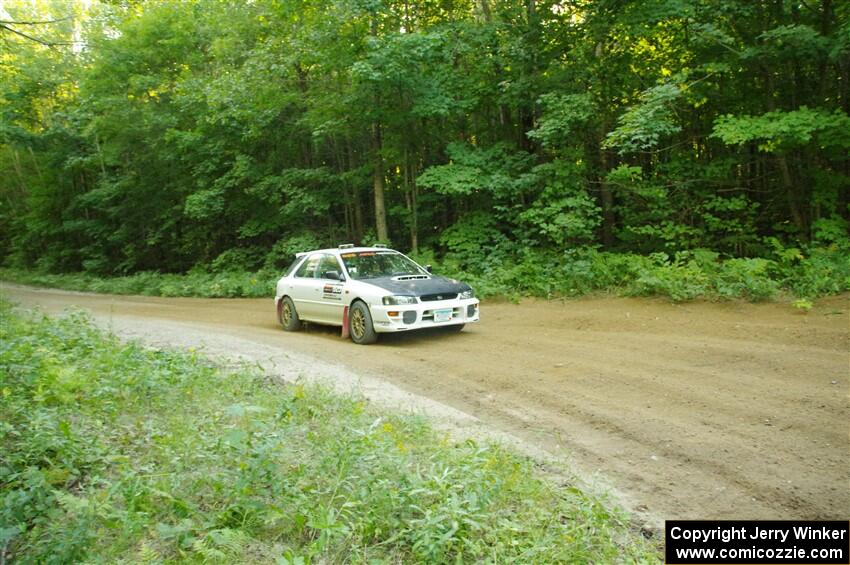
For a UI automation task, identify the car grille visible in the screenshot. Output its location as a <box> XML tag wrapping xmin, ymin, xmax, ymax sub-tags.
<box><xmin>422</xmin><ymin>307</ymin><xmax>462</xmax><ymax>321</ymax></box>
<box><xmin>420</xmin><ymin>293</ymin><xmax>457</xmax><ymax>302</ymax></box>
<box><xmin>402</xmin><ymin>311</ymin><xmax>417</xmax><ymax>324</ymax></box>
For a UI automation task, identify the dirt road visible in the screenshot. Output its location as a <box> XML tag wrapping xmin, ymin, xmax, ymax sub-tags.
<box><xmin>4</xmin><ymin>283</ymin><xmax>848</xmax><ymax>526</ymax></box>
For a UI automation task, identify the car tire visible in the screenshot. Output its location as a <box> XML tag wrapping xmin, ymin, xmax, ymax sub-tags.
<box><xmin>349</xmin><ymin>301</ymin><xmax>377</xmax><ymax>345</ymax></box>
<box><xmin>281</xmin><ymin>297</ymin><xmax>302</xmax><ymax>331</ymax></box>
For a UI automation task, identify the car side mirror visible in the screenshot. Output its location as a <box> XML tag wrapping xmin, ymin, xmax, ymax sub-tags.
<box><xmin>323</xmin><ymin>270</ymin><xmax>342</xmax><ymax>281</ymax></box>
<box><xmin>424</xmin><ymin>264</ymin><xmax>432</xmax><ymax>273</ymax></box>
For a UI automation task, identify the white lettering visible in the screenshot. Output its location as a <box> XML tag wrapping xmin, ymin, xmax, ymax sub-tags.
<box><xmin>750</xmin><ymin>526</ymin><xmax>788</xmax><ymax>543</ymax></box>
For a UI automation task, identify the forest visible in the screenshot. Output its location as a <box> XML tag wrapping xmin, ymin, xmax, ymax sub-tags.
<box><xmin>1</xmin><ymin>0</ymin><xmax>848</xmax><ymax>300</ymax></box>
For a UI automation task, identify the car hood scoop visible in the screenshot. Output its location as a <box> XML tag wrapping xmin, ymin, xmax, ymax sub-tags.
<box><xmin>363</xmin><ymin>275</ymin><xmax>471</xmax><ymax>296</ymax></box>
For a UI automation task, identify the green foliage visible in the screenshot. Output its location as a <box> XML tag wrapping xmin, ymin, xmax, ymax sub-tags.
<box><xmin>812</xmin><ymin>216</ymin><xmax>850</xmax><ymax>244</ymax></box>
<box><xmin>438</xmin><ymin>212</ymin><xmax>507</xmax><ymax>263</ymax></box>
<box><xmin>4</xmin><ymin>234</ymin><xmax>849</xmax><ymax>303</ymax></box>
<box><xmin>609</xmin><ymin>162</ymin><xmax>768</xmax><ymax>256</ymax></box>
<box><xmin>209</xmin><ymin>246</ymin><xmax>267</xmax><ymax>272</ymax></box>
<box><xmin>264</xmin><ymin>233</ymin><xmax>323</xmax><ymax>270</ymax></box>
<box><xmin>417</xmin><ymin>142</ymin><xmax>535</xmax><ymax>200</ymax></box>
<box><xmin>416</xmin><ymin>162</ymin><xmax>481</xmax><ymax>196</ymax></box>
<box><xmin>1</xmin><ymin>0</ymin><xmax>848</xmax><ymax>300</ymax></box>
<box><xmin>603</xmin><ymin>83</ymin><xmax>683</xmax><ymax>154</ymax></box>
<box><xmin>0</xmin><ymin>301</ymin><xmax>656</xmax><ymax>562</ymax></box>
<box><xmin>511</xmin><ymin>161</ymin><xmax>600</xmax><ymax>247</ymax></box>
<box><xmin>430</xmin><ymin>241</ymin><xmax>848</xmax><ymax>302</ymax></box>
<box><xmin>527</xmin><ymin>93</ymin><xmax>595</xmax><ymax>148</ymax></box>
<box><xmin>0</xmin><ymin>269</ymin><xmax>277</xmax><ymax>298</ymax></box>
<box><xmin>712</xmin><ymin>107</ymin><xmax>850</xmax><ymax>152</ymax></box>
<box><xmin>778</xmin><ymin>245</ymin><xmax>850</xmax><ymax>298</ymax></box>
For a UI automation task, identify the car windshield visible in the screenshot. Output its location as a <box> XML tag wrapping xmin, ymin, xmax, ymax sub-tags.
<box><xmin>340</xmin><ymin>251</ymin><xmax>426</xmax><ymax>280</ymax></box>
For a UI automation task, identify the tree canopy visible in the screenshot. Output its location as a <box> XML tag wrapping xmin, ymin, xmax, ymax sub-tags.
<box><xmin>1</xmin><ymin>0</ymin><xmax>847</xmax><ymax>275</ymax></box>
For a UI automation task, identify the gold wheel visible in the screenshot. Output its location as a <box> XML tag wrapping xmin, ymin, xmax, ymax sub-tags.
<box><xmin>350</xmin><ymin>307</ymin><xmax>366</xmax><ymax>339</ymax></box>
<box><xmin>281</xmin><ymin>297</ymin><xmax>301</xmax><ymax>331</ymax></box>
<box><xmin>348</xmin><ymin>302</ymin><xmax>376</xmax><ymax>344</ymax></box>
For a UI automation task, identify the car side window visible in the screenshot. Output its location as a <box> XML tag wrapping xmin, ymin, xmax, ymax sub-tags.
<box><xmin>284</xmin><ymin>255</ymin><xmax>304</xmax><ymax>277</ymax></box>
<box><xmin>317</xmin><ymin>254</ymin><xmax>343</xmax><ymax>280</ymax></box>
<box><xmin>295</xmin><ymin>254</ymin><xmax>322</xmax><ymax>278</ymax></box>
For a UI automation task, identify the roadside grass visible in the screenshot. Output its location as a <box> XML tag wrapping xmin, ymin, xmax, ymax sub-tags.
<box><xmin>0</xmin><ymin>299</ymin><xmax>658</xmax><ymax>563</ymax></box>
<box><xmin>0</xmin><ymin>269</ymin><xmax>274</xmax><ymax>298</ymax></box>
<box><xmin>2</xmin><ymin>243</ymin><xmax>847</xmax><ymax>303</ymax></box>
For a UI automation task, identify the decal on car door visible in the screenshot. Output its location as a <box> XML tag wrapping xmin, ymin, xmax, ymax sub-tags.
<box><xmin>322</xmin><ymin>283</ymin><xmax>343</xmax><ymax>300</ymax></box>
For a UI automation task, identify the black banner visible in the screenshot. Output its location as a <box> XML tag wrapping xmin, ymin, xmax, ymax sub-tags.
<box><xmin>665</xmin><ymin>520</ymin><xmax>849</xmax><ymax>564</ymax></box>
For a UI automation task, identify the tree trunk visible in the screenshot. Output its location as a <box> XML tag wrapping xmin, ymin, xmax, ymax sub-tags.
<box><xmin>27</xmin><ymin>146</ymin><xmax>44</xmax><ymax>182</ymax></box>
<box><xmin>591</xmin><ymin>40</ymin><xmax>615</xmax><ymax>248</ymax></box>
<box><xmin>372</xmin><ymin>123</ymin><xmax>388</xmax><ymax>242</ymax></box>
<box><xmin>411</xmin><ymin>167</ymin><xmax>419</xmax><ymax>254</ymax></box>
<box><xmin>777</xmin><ymin>154</ymin><xmax>806</xmax><ymax>234</ymax></box>
<box><xmin>403</xmin><ymin>149</ymin><xmax>419</xmax><ymax>253</ymax></box>
<box><xmin>346</xmin><ymin>140</ymin><xmax>364</xmax><ymax>242</ymax></box>
<box><xmin>818</xmin><ymin>0</ymin><xmax>833</xmax><ymax>101</ymax></box>
<box><xmin>598</xmin><ymin>148</ymin><xmax>615</xmax><ymax>248</ymax></box>
<box><xmin>11</xmin><ymin>149</ymin><xmax>27</xmax><ymax>194</ymax></box>
<box><xmin>369</xmin><ymin>13</ymin><xmax>388</xmax><ymax>243</ymax></box>
<box><xmin>477</xmin><ymin>0</ymin><xmax>492</xmax><ymax>23</ymax></box>
<box><xmin>519</xmin><ymin>0</ymin><xmax>539</xmax><ymax>152</ymax></box>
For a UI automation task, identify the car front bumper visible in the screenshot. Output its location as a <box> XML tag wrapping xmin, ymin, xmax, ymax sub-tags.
<box><xmin>370</xmin><ymin>298</ymin><xmax>479</xmax><ymax>332</ymax></box>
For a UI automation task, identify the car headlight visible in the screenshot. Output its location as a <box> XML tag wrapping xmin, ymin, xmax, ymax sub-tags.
<box><xmin>459</xmin><ymin>289</ymin><xmax>475</xmax><ymax>299</ymax></box>
<box><xmin>382</xmin><ymin>295</ymin><xmax>418</xmax><ymax>305</ymax></box>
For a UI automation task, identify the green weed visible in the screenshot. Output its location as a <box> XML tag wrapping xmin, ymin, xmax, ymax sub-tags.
<box><xmin>4</xmin><ymin>241</ymin><xmax>845</xmax><ymax>303</ymax></box>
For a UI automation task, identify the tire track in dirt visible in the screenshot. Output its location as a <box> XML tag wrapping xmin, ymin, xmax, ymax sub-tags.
<box><xmin>4</xmin><ymin>283</ymin><xmax>847</xmax><ymax>525</ymax></box>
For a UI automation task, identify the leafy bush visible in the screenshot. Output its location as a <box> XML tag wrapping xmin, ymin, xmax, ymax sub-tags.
<box><xmin>0</xmin><ymin>269</ymin><xmax>279</xmax><ymax>299</ymax></box>
<box><xmin>264</xmin><ymin>233</ymin><xmax>323</xmax><ymax>270</ymax></box>
<box><xmin>2</xmin><ymin>239</ymin><xmax>848</xmax><ymax>303</ymax></box>
<box><xmin>438</xmin><ymin>212</ymin><xmax>508</xmax><ymax>269</ymax></box>
<box><xmin>626</xmin><ymin>253</ymin><xmax>712</xmax><ymax>302</ymax></box>
<box><xmin>210</xmin><ymin>247</ymin><xmax>267</xmax><ymax>272</ymax></box>
<box><xmin>780</xmin><ymin>245</ymin><xmax>850</xmax><ymax>298</ymax></box>
<box><xmin>714</xmin><ymin>258</ymin><xmax>779</xmax><ymax>300</ymax></box>
<box><xmin>0</xmin><ymin>300</ymin><xmax>655</xmax><ymax>562</ymax></box>
<box><xmin>433</xmin><ymin>243</ymin><xmax>847</xmax><ymax>302</ymax></box>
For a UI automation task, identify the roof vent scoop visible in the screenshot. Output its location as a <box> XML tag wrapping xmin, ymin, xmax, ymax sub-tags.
<box><xmin>338</xmin><ymin>243</ymin><xmax>355</xmax><ymax>249</ymax></box>
<box><xmin>373</xmin><ymin>243</ymin><xmax>387</xmax><ymax>248</ymax></box>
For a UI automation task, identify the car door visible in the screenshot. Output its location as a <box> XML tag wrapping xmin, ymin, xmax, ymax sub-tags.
<box><xmin>289</xmin><ymin>253</ymin><xmax>324</xmax><ymax>320</ymax></box>
<box><xmin>313</xmin><ymin>254</ymin><xmax>346</xmax><ymax>324</ymax></box>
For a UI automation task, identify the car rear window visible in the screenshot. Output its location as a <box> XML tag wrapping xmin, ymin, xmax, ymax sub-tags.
<box><xmin>283</xmin><ymin>255</ymin><xmax>303</xmax><ymax>277</ymax></box>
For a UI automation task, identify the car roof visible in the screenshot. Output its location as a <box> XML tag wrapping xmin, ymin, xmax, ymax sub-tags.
<box><xmin>297</xmin><ymin>246</ymin><xmax>400</xmax><ymax>257</ymax></box>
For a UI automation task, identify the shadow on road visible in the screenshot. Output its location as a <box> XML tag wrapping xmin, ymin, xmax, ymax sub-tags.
<box><xmin>293</xmin><ymin>321</ymin><xmax>471</xmax><ymax>347</ymax></box>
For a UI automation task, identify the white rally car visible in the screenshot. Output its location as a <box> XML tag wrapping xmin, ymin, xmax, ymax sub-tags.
<box><xmin>274</xmin><ymin>245</ymin><xmax>480</xmax><ymax>344</ymax></box>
